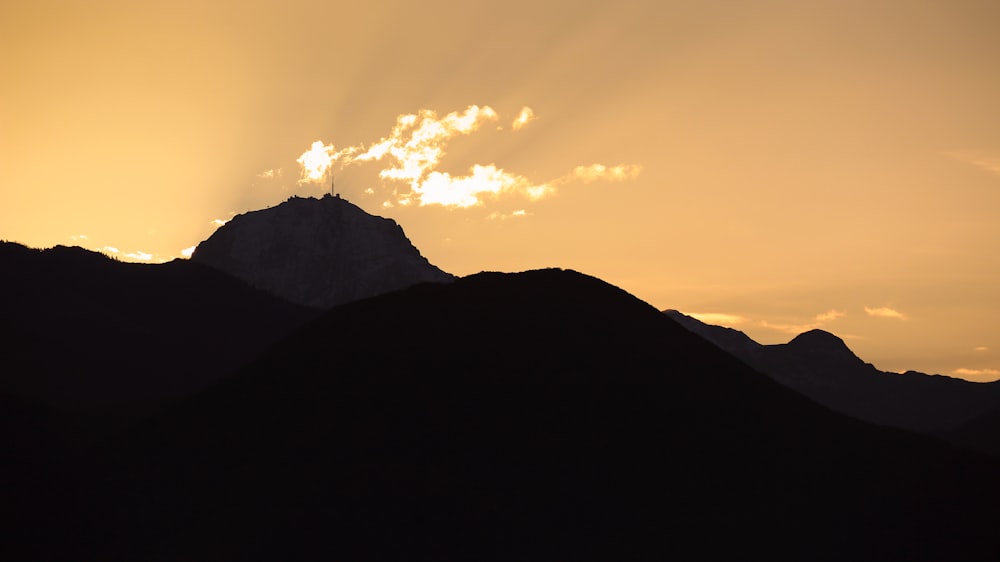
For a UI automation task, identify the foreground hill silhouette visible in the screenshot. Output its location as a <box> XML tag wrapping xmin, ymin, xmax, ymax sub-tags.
<box><xmin>0</xmin><ymin>241</ymin><xmax>318</xmax><ymax>415</ymax></box>
<box><xmin>29</xmin><ymin>269</ymin><xmax>997</xmax><ymax>561</ymax></box>
<box><xmin>666</xmin><ymin>309</ymin><xmax>1000</xmax><ymax>438</ymax></box>
<box><xmin>191</xmin><ymin>194</ymin><xmax>454</xmax><ymax>308</ymax></box>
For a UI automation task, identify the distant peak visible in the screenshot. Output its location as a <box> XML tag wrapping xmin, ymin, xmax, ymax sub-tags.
<box><xmin>789</xmin><ymin>329</ymin><xmax>844</xmax><ymax>346</ymax></box>
<box><xmin>786</xmin><ymin>330</ymin><xmax>860</xmax><ymax>360</ymax></box>
<box><xmin>190</xmin><ymin>196</ymin><xmax>454</xmax><ymax>308</ymax></box>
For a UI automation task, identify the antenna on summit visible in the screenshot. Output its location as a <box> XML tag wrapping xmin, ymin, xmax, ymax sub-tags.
<box><xmin>331</xmin><ymin>174</ymin><xmax>340</xmax><ymax>198</ymax></box>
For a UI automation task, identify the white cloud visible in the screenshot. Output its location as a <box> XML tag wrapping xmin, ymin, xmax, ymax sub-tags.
<box><xmin>123</xmin><ymin>250</ymin><xmax>153</xmax><ymax>261</ymax></box>
<box><xmin>180</xmin><ymin>246</ymin><xmax>195</xmax><ymax>258</ymax></box>
<box><xmin>296</xmin><ymin>141</ymin><xmax>341</xmax><ymax>184</ymax></box>
<box><xmin>690</xmin><ymin>307</ymin><xmax>846</xmax><ymax>336</ymax></box>
<box><xmin>951</xmin><ymin>368</ymin><xmax>1000</xmax><ymax>381</ymax></box>
<box><xmin>688</xmin><ymin>313</ymin><xmax>748</xmax><ymax>327</ymax></box>
<box><xmin>864</xmin><ymin>306</ymin><xmax>908</xmax><ymax>320</ymax></box>
<box><xmin>487</xmin><ymin>209</ymin><xmax>530</xmax><ymax>221</ymax></box>
<box><xmin>417</xmin><ymin>165</ymin><xmax>546</xmax><ymax>208</ymax></box>
<box><xmin>760</xmin><ymin>319</ymin><xmax>822</xmax><ymax>335</ymax></box>
<box><xmin>102</xmin><ymin>246</ymin><xmax>120</xmax><ymax>254</ymax></box>
<box><xmin>511</xmin><ymin>106</ymin><xmax>535</xmax><ymax>131</ymax></box>
<box><xmin>294</xmin><ymin>105</ymin><xmax>641</xmax><ymax>210</ymax></box>
<box><xmin>815</xmin><ymin>309</ymin><xmax>846</xmax><ymax>322</ymax></box>
<box><xmin>568</xmin><ymin>164</ymin><xmax>643</xmax><ymax>183</ymax></box>
<box><xmin>208</xmin><ymin>211</ymin><xmax>237</xmax><ymax>228</ymax></box>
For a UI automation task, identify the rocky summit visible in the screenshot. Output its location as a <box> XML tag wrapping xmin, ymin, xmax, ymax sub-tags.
<box><xmin>191</xmin><ymin>195</ymin><xmax>454</xmax><ymax>308</ymax></box>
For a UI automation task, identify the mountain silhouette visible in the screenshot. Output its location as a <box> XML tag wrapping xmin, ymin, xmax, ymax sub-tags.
<box><xmin>25</xmin><ymin>269</ymin><xmax>996</xmax><ymax>562</ymax></box>
<box><xmin>0</xmin><ymin>241</ymin><xmax>317</xmax><ymax>416</ymax></box>
<box><xmin>191</xmin><ymin>194</ymin><xmax>454</xmax><ymax>308</ymax></box>
<box><xmin>665</xmin><ymin>310</ymin><xmax>1000</xmax><ymax>435</ymax></box>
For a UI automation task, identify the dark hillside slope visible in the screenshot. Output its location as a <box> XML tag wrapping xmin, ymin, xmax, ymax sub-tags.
<box><xmin>0</xmin><ymin>242</ymin><xmax>318</xmax><ymax>414</ymax></box>
<box><xmin>53</xmin><ymin>270</ymin><xmax>1000</xmax><ymax>561</ymax></box>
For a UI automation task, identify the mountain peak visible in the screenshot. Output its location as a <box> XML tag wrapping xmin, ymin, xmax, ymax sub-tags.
<box><xmin>786</xmin><ymin>329</ymin><xmax>860</xmax><ymax>360</ymax></box>
<box><xmin>191</xmin><ymin>195</ymin><xmax>454</xmax><ymax>308</ymax></box>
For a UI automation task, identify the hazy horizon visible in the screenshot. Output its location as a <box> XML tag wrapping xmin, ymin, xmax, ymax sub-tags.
<box><xmin>3</xmin><ymin>0</ymin><xmax>998</xmax><ymax>380</ymax></box>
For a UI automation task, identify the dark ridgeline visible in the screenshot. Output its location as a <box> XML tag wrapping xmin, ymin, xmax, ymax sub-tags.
<box><xmin>666</xmin><ymin>309</ymin><xmax>1000</xmax><ymax>440</ymax></box>
<box><xmin>190</xmin><ymin>194</ymin><xmax>455</xmax><ymax>309</ymax></box>
<box><xmin>11</xmin><ymin>269</ymin><xmax>994</xmax><ymax>561</ymax></box>
<box><xmin>0</xmin><ymin>241</ymin><xmax>319</xmax><ymax>416</ymax></box>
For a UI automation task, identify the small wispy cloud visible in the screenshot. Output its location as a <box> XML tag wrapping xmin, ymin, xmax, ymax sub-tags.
<box><xmin>511</xmin><ymin>107</ymin><xmax>535</xmax><ymax>131</ymax></box>
<box><xmin>486</xmin><ymin>209</ymin><xmax>529</xmax><ymax>221</ymax></box>
<box><xmin>815</xmin><ymin>309</ymin><xmax>846</xmax><ymax>322</ymax></box>
<box><xmin>102</xmin><ymin>246</ymin><xmax>120</xmax><ymax>254</ymax></box>
<box><xmin>567</xmin><ymin>164</ymin><xmax>643</xmax><ymax>183</ymax></box>
<box><xmin>688</xmin><ymin>313</ymin><xmax>748</xmax><ymax>327</ymax></box>
<box><xmin>864</xmin><ymin>306</ymin><xmax>908</xmax><ymax>320</ymax></box>
<box><xmin>69</xmin><ymin>234</ymin><xmax>89</xmax><ymax>242</ymax></box>
<box><xmin>210</xmin><ymin>212</ymin><xmax>236</xmax><ymax>228</ymax></box>
<box><xmin>760</xmin><ymin>319</ymin><xmax>822</xmax><ymax>335</ymax></box>
<box><xmin>180</xmin><ymin>246</ymin><xmax>196</xmax><ymax>259</ymax></box>
<box><xmin>949</xmin><ymin>150</ymin><xmax>1000</xmax><ymax>178</ymax></box>
<box><xmin>951</xmin><ymin>368</ymin><xmax>1000</xmax><ymax>381</ymax></box>
<box><xmin>123</xmin><ymin>250</ymin><xmax>153</xmax><ymax>261</ymax></box>
<box><xmin>974</xmin><ymin>346</ymin><xmax>990</xmax><ymax>352</ymax></box>
<box><xmin>691</xmin><ymin>307</ymin><xmax>845</xmax><ymax>336</ymax></box>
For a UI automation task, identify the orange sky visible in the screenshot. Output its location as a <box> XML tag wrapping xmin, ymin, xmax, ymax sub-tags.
<box><xmin>2</xmin><ymin>0</ymin><xmax>999</xmax><ymax>380</ymax></box>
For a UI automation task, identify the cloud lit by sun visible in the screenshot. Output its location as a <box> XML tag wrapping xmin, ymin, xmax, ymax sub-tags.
<box><xmin>296</xmin><ymin>141</ymin><xmax>340</xmax><ymax>184</ymax></box>
<box><xmin>418</xmin><ymin>165</ymin><xmax>546</xmax><ymax>208</ymax></box>
<box><xmin>353</xmin><ymin>105</ymin><xmax>499</xmax><ymax>189</ymax></box>
<box><xmin>947</xmin><ymin>150</ymin><xmax>1000</xmax><ymax>178</ymax></box>
<box><xmin>511</xmin><ymin>107</ymin><xmax>535</xmax><ymax>131</ymax></box>
<box><xmin>293</xmin><ymin>104</ymin><xmax>641</xmax><ymax>210</ymax></box>
<box><xmin>568</xmin><ymin>164</ymin><xmax>643</xmax><ymax>183</ymax></box>
<box><xmin>864</xmin><ymin>306</ymin><xmax>908</xmax><ymax>320</ymax></box>
<box><xmin>688</xmin><ymin>313</ymin><xmax>748</xmax><ymax>327</ymax></box>
<box><xmin>815</xmin><ymin>310</ymin><xmax>847</xmax><ymax>322</ymax></box>
<box><xmin>951</xmin><ymin>368</ymin><xmax>1000</xmax><ymax>382</ymax></box>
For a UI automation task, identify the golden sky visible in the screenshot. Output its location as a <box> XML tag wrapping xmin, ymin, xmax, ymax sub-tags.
<box><xmin>3</xmin><ymin>0</ymin><xmax>999</xmax><ymax>380</ymax></box>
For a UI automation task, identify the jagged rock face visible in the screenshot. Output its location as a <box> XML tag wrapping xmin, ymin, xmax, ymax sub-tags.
<box><xmin>191</xmin><ymin>195</ymin><xmax>454</xmax><ymax>308</ymax></box>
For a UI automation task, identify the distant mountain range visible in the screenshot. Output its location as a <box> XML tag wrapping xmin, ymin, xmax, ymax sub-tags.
<box><xmin>3</xmin><ymin>198</ymin><xmax>1000</xmax><ymax>560</ymax></box>
<box><xmin>665</xmin><ymin>310</ymin><xmax>1000</xmax><ymax>448</ymax></box>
